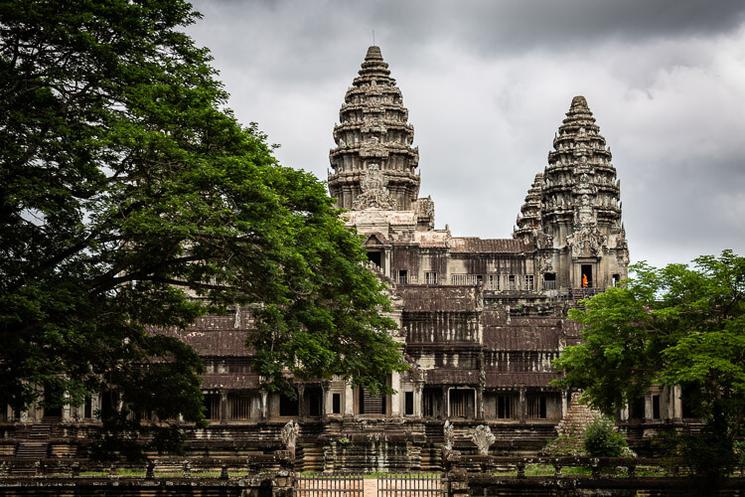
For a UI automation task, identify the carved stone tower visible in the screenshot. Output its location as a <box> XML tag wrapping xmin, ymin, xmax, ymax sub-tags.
<box><xmin>328</xmin><ymin>46</ymin><xmax>420</xmax><ymax>211</ymax></box>
<box><xmin>516</xmin><ymin>96</ymin><xmax>629</xmax><ymax>290</ymax></box>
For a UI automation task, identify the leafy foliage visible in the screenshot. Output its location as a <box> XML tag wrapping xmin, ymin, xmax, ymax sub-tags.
<box><xmin>554</xmin><ymin>250</ymin><xmax>745</xmax><ymax>476</ymax></box>
<box><xmin>583</xmin><ymin>417</ymin><xmax>630</xmax><ymax>458</ymax></box>
<box><xmin>0</xmin><ymin>0</ymin><xmax>406</xmax><ymax>432</ymax></box>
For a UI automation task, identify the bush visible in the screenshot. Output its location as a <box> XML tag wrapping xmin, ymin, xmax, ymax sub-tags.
<box><xmin>583</xmin><ymin>417</ymin><xmax>630</xmax><ymax>457</ymax></box>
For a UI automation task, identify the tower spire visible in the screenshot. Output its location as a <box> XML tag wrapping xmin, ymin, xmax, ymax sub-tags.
<box><xmin>328</xmin><ymin>46</ymin><xmax>420</xmax><ymax>211</ymax></box>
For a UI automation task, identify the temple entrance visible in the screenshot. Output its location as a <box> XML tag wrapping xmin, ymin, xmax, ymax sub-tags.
<box><xmin>580</xmin><ymin>264</ymin><xmax>593</xmax><ymax>288</ymax></box>
<box><xmin>42</xmin><ymin>383</ymin><xmax>63</xmax><ymax>419</ymax></box>
<box><xmin>367</xmin><ymin>250</ymin><xmax>382</xmax><ymax>268</ymax></box>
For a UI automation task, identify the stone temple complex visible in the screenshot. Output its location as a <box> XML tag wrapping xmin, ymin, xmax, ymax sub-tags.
<box><xmin>0</xmin><ymin>46</ymin><xmax>687</xmax><ymax>470</ymax></box>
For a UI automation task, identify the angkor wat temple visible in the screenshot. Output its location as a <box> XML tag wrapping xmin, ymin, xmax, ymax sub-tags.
<box><xmin>0</xmin><ymin>46</ymin><xmax>687</xmax><ymax>470</ymax></box>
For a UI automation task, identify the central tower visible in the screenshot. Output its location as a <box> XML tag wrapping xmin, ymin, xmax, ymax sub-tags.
<box><xmin>328</xmin><ymin>46</ymin><xmax>420</xmax><ymax>211</ymax></box>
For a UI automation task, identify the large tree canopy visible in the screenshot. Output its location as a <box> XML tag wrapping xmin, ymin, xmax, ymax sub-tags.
<box><xmin>555</xmin><ymin>250</ymin><xmax>745</xmax><ymax>476</ymax></box>
<box><xmin>0</xmin><ymin>0</ymin><xmax>406</xmax><ymax>424</ymax></box>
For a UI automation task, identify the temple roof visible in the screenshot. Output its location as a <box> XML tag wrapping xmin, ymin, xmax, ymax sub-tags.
<box><xmin>449</xmin><ymin>237</ymin><xmax>530</xmax><ymax>254</ymax></box>
<box><xmin>400</xmin><ymin>286</ymin><xmax>481</xmax><ymax>312</ymax></box>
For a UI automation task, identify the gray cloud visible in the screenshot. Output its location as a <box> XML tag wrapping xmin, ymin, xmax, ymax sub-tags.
<box><xmin>187</xmin><ymin>0</ymin><xmax>745</xmax><ymax>268</ymax></box>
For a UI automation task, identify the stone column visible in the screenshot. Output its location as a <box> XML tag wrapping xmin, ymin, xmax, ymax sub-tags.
<box><xmin>390</xmin><ymin>372</ymin><xmax>401</xmax><ymax>417</ymax></box>
<box><xmin>344</xmin><ymin>382</ymin><xmax>354</xmax><ymax>416</ymax></box>
<box><xmin>673</xmin><ymin>385</ymin><xmax>683</xmax><ymax>420</ymax></box>
<box><xmin>620</xmin><ymin>403</ymin><xmax>629</xmax><ymax>422</ymax></box>
<box><xmin>260</xmin><ymin>390</ymin><xmax>268</xmax><ymax>421</ymax></box>
<box><xmin>518</xmin><ymin>388</ymin><xmax>527</xmax><ymax>423</ymax></box>
<box><xmin>92</xmin><ymin>393</ymin><xmax>102</xmax><ymax>421</ymax></box>
<box><xmin>62</xmin><ymin>391</ymin><xmax>72</xmax><ymax>422</ymax></box>
<box><xmin>476</xmin><ymin>387</ymin><xmax>484</xmax><ymax>420</ymax></box>
<box><xmin>297</xmin><ymin>384</ymin><xmax>305</xmax><ymax>418</ymax></box>
<box><xmin>644</xmin><ymin>394</ymin><xmax>653</xmax><ymax>421</ymax></box>
<box><xmin>322</xmin><ymin>382</ymin><xmax>330</xmax><ymax>419</ymax></box>
<box><xmin>561</xmin><ymin>390</ymin><xmax>569</xmax><ymax>419</ymax></box>
<box><xmin>219</xmin><ymin>391</ymin><xmax>228</xmax><ymax>423</ymax></box>
<box><xmin>442</xmin><ymin>386</ymin><xmax>449</xmax><ymax>419</ymax></box>
<box><xmin>414</xmin><ymin>384</ymin><xmax>422</xmax><ymax>418</ymax></box>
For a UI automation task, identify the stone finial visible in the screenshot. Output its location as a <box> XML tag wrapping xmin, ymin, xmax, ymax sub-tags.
<box><xmin>365</xmin><ymin>45</ymin><xmax>383</xmax><ymax>60</ymax></box>
<box><xmin>471</xmin><ymin>425</ymin><xmax>496</xmax><ymax>455</ymax></box>
<box><xmin>280</xmin><ymin>420</ymin><xmax>300</xmax><ymax>458</ymax></box>
<box><xmin>443</xmin><ymin>420</ymin><xmax>454</xmax><ymax>450</ymax></box>
<box><xmin>570</xmin><ymin>95</ymin><xmax>589</xmax><ymax>111</ymax></box>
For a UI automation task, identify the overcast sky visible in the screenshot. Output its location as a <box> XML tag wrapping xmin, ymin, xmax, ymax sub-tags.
<box><xmin>187</xmin><ymin>0</ymin><xmax>745</xmax><ymax>268</ymax></box>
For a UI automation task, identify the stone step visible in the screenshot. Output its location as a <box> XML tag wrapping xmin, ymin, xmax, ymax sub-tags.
<box><xmin>15</xmin><ymin>441</ymin><xmax>48</xmax><ymax>460</ymax></box>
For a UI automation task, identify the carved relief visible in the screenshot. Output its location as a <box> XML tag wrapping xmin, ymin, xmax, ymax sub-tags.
<box><xmin>352</xmin><ymin>164</ymin><xmax>398</xmax><ymax>210</ymax></box>
<box><xmin>566</xmin><ymin>225</ymin><xmax>607</xmax><ymax>258</ymax></box>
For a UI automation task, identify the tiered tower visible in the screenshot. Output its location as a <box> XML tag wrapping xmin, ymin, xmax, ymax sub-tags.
<box><xmin>517</xmin><ymin>96</ymin><xmax>629</xmax><ymax>290</ymax></box>
<box><xmin>514</xmin><ymin>172</ymin><xmax>544</xmax><ymax>242</ymax></box>
<box><xmin>328</xmin><ymin>46</ymin><xmax>420</xmax><ymax>211</ymax></box>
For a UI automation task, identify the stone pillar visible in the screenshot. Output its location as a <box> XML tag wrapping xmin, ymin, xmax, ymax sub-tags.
<box><xmin>297</xmin><ymin>384</ymin><xmax>305</xmax><ymax>418</ymax></box>
<box><xmin>414</xmin><ymin>384</ymin><xmax>422</xmax><ymax>418</ymax></box>
<box><xmin>321</xmin><ymin>382</ymin><xmax>330</xmax><ymax>419</ymax></box>
<box><xmin>260</xmin><ymin>390</ymin><xmax>268</xmax><ymax>421</ymax></box>
<box><xmin>92</xmin><ymin>393</ymin><xmax>102</xmax><ymax>420</ymax></box>
<box><xmin>442</xmin><ymin>386</ymin><xmax>449</xmax><ymax>419</ymax></box>
<box><xmin>561</xmin><ymin>390</ymin><xmax>569</xmax><ymax>419</ymax></box>
<box><xmin>62</xmin><ymin>391</ymin><xmax>72</xmax><ymax>422</ymax></box>
<box><xmin>620</xmin><ymin>403</ymin><xmax>629</xmax><ymax>422</ymax></box>
<box><xmin>219</xmin><ymin>390</ymin><xmax>228</xmax><ymax>423</ymax></box>
<box><xmin>644</xmin><ymin>394</ymin><xmax>653</xmax><ymax>421</ymax></box>
<box><xmin>518</xmin><ymin>388</ymin><xmax>527</xmax><ymax>423</ymax></box>
<box><xmin>344</xmin><ymin>382</ymin><xmax>354</xmax><ymax>416</ymax></box>
<box><xmin>390</xmin><ymin>372</ymin><xmax>401</xmax><ymax>417</ymax></box>
<box><xmin>673</xmin><ymin>385</ymin><xmax>683</xmax><ymax>420</ymax></box>
<box><xmin>476</xmin><ymin>387</ymin><xmax>484</xmax><ymax>420</ymax></box>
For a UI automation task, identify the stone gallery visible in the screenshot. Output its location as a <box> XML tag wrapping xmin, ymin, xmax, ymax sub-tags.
<box><xmin>1</xmin><ymin>46</ymin><xmax>686</xmax><ymax>470</ymax></box>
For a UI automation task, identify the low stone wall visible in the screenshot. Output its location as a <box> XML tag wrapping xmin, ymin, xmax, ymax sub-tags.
<box><xmin>0</xmin><ymin>474</ymin><xmax>292</xmax><ymax>497</ymax></box>
<box><xmin>468</xmin><ymin>475</ymin><xmax>745</xmax><ymax>497</ymax></box>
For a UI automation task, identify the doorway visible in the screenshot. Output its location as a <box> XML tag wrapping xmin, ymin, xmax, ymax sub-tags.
<box><xmin>580</xmin><ymin>264</ymin><xmax>593</xmax><ymax>288</ymax></box>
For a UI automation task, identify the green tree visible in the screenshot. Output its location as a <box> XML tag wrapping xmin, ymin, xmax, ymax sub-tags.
<box><xmin>554</xmin><ymin>250</ymin><xmax>745</xmax><ymax>477</ymax></box>
<box><xmin>0</xmin><ymin>0</ymin><xmax>406</xmax><ymax>432</ymax></box>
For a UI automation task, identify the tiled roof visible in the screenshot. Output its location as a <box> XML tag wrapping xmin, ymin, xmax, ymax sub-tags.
<box><xmin>485</xmin><ymin>372</ymin><xmax>560</xmax><ymax>388</ymax></box>
<box><xmin>483</xmin><ymin>327</ymin><xmax>561</xmax><ymax>350</ymax></box>
<box><xmin>425</xmin><ymin>369</ymin><xmax>481</xmax><ymax>385</ymax></box>
<box><xmin>400</xmin><ymin>286</ymin><xmax>480</xmax><ymax>312</ymax></box>
<box><xmin>448</xmin><ymin>237</ymin><xmax>532</xmax><ymax>253</ymax></box>
<box><xmin>202</xmin><ymin>373</ymin><xmax>260</xmax><ymax>390</ymax></box>
<box><xmin>155</xmin><ymin>312</ymin><xmax>255</xmax><ymax>357</ymax></box>
<box><xmin>482</xmin><ymin>317</ymin><xmax>563</xmax><ymax>350</ymax></box>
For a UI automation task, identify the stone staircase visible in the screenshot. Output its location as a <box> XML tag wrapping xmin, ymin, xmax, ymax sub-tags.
<box><xmin>14</xmin><ymin>422</ymin><xmax>52</xmax><ymax>460</ymax></box>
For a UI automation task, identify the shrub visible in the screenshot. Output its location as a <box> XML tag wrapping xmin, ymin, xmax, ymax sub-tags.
<box><xmin>583</xmin><ymin>417</ymin><xmax>630</xmax><ymax>457</ymax></box>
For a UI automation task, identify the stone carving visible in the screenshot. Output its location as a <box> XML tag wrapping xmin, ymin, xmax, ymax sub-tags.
<box><xmin>280</xmin><ymin>420</ymin><xmax>300</xmax><ymax>459</ymax></box>
<box><xmin>471</xmin><ymin>425</ymin><xmax>496</xmax><ymax>455</ymax></box>
<box><xmin>566</xmin><ymin>224</ymin><xmax>606</xmax><ymax>258</ymax></box>
<box><xmin>352</xmin><ymin>164</ymin><xmax>398</xmax><ymax>210</ymax></box>
<box><xmin>535</xmin><ymin>230</ymin><xmax>553</xmax><ymax>250</ymax></box>
<box><xmin>443</xmin><ymin>420</ymin><xmax>454</xmax><ymax>450</ymax></box>
<box><xmin>415</xmin><ymin>196</ymin><xmax>435</xmax><ymax>219</ymax></box>
<box><xmin>537</xmin><ymin>252</ymin><xmax>554</xmax><ymax>274</ymax></box>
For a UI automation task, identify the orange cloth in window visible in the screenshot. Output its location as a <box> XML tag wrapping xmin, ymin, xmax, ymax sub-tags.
<box><xmin>582</xmin><ymin>274</ymin><xmax>588</xmax><ymax>288</ymax></box>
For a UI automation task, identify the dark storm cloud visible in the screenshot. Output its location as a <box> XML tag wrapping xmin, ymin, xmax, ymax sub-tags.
<box><xmin>187</xmin><ymin>0</ymin><xmax>745</xmax><ymax>267</ymax></box>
